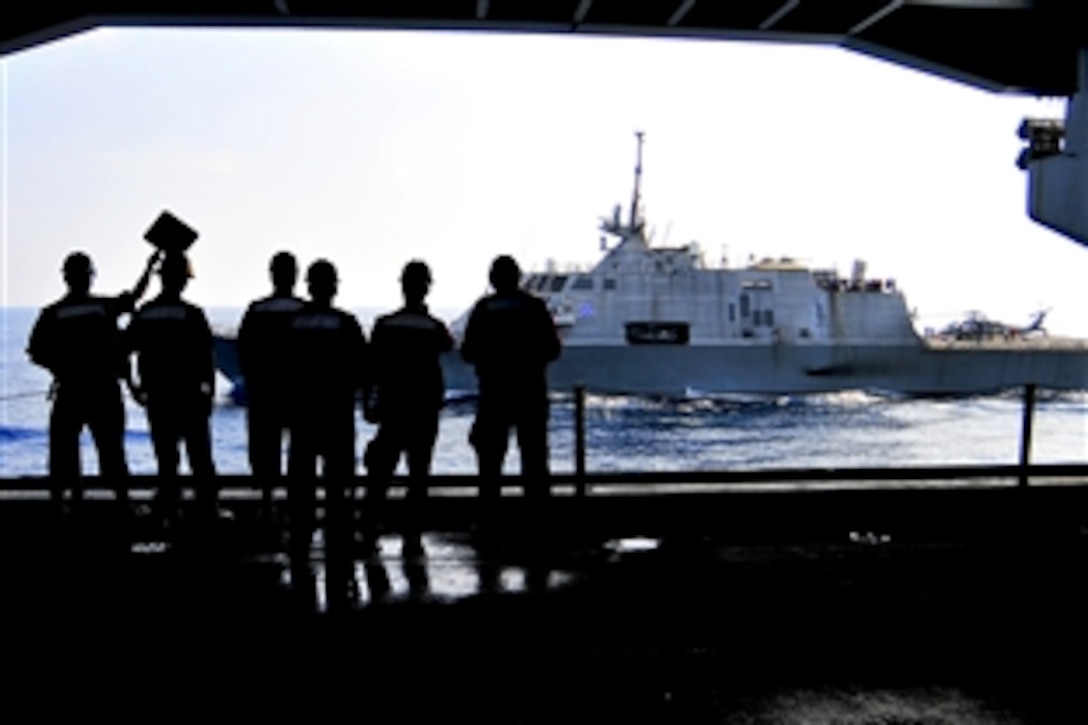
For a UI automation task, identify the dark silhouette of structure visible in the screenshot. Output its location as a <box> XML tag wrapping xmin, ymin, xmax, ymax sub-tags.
<box><xmin>238</xmin><ymin>251</ymin><xmax>306</xmax><ymax>514</ymax></box>
<box><xmin>125</xmin><ymin>251</ymin><xmax>218</xmax><ymax>516</ymax></box>
<box><xmin>461</xmin><ymin>255</ymin><xmax>561</xmax><ymax>502</ymax></box>
<box><xmin>362</xmin><ymin>260</ymin><xmax>454</xmax><ymax>555</ymax></box>
<box><xmin>26</xmin><ymin>250</ymin><xmax>160</xmax><ymax>505</ymax></box>
<box><xmin>285</xmin><ymin>259</ymin><xmax>367</xmax><ymax>556</ymax></box>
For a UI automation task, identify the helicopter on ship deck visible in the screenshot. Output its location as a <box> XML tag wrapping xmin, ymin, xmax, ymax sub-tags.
<box><xmin>937</xmin><ymin>309</ymin><xmax>1050</xmax><ymax>341</ymax></box>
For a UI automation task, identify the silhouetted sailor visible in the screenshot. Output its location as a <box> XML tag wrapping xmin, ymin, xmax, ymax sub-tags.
<box><xmin>238</xmin><ymin>251</ymin><xmax>305</xmax><ymax>514</ymax></box>
<box><xmin>27</xmin><ymin>250</ymin><xmax>160</xmax><ymax>506</ymax></box>
<box><xmin>461</xmin><ymin>255</ymin><xmax>561</xmax><ymax>498</ymax></box>
<box><xmin>362</xmin><ymin>260</ymin><xmax>454</xmax><ymax>555</ymax></box>
<box><xmin>285</xmin><ymin>259</ymin><xmax>367</xmax><ymax>555</ymax></box>
<box><xmin>125</xmin><ymin>251</ymin><xmax>218</xmax><ymax>517</ymax></box>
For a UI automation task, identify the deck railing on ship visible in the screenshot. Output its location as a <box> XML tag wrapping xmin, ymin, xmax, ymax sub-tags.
<box><xmin>2</xmin><ymin>384</ymin><xmax>1084</xmax><ymax>544</ymax></box>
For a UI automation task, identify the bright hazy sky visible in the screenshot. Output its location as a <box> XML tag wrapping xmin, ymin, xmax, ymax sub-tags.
<box><xmin>2</xmin><ymin>27</ymin><xmax>1085</xmax><ymax>335</ymax></box>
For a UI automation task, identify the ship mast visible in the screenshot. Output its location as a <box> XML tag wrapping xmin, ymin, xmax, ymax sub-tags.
<box><xmin>629</xmin><ymin>131</ymin><xmax>645</xmax><ymax>232</ymax></box>
<box><xmin>599</xmin><ymin>131</ymin><xmax>647</xmax><ymax>244</ymax></box>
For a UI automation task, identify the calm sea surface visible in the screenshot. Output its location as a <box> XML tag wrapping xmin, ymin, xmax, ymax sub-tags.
<box><xmin>2</xmin><ymin>306</ymin><xmax>1085</xmax><ymax>478</ymax></box>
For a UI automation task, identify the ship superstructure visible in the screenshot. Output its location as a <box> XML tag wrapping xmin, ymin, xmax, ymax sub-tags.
<box><xmin>440</xmin><ymin>132</ymin><xmax>1088</xmax><ymax>396</ymax></box>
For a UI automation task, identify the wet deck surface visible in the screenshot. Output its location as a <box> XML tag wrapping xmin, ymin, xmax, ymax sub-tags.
<box><xmin>3</xmin><ymin>484</ymin><xmax>1088</xmax><ymax>720</ymax></box>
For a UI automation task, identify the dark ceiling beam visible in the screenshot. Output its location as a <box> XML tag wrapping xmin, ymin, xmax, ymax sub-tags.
<box><xmin>848</xmin><ymin>0</ymin><xmax>903</xmax><ymax>36</ymax></box>
<box><xmin>667</xmin><ymin>0</ymin><xmax>696</xmax><ymax>27</ymax></box>
<box><xmin>759</xmin><ymin>0</ymin><xmax>800</xmax><ymax>31</ymax></box>
<box><xmin>906</xmin><ymin>0</ymin><xmax>1030</xmax><ymax>7</ymax></box>
<box><xmin>572</xmin><ymin>0</ymin><xmax>593</xmax><ymax>28</ymax></box>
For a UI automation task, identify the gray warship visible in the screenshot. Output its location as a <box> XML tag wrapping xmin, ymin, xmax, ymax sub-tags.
<box><xmin>214</xmin><ymin>133</ymin><xmax>1088</xmax><ymax>400</ymax></box>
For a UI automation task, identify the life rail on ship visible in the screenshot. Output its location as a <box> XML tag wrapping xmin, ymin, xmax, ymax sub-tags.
<box><xmin>3</xmin><ymin>463</ymin><xmax>1088</xmax><ymax>497</ymax></box>
<box><xmin>3</xmin><ymin>383</ymin><xmax>1082</xmax><ymax>497</ymax></box>
<box><xmin>3</xmin><ymin>465</ymin><xmax>1087</xmax><ymax>549</ymax></box>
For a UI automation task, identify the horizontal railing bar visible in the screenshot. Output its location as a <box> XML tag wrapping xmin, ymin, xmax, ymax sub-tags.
<box><xmin>1</xmin><ymin>463</ymin><xmax>1085</xmax><ymax>493</ymax></box>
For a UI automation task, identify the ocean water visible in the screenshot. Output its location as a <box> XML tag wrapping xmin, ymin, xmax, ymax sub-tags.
<box><xmin>2</xmin><ymin>306</ymin><xmax>1085</xmax><ymax>478</ymax></box>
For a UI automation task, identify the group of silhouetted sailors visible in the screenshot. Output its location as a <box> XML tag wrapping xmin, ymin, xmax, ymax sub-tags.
<box><xmin>27</xmin><ymin>248</ymin><xmax>561</xmax><ymax>554</ymax></box>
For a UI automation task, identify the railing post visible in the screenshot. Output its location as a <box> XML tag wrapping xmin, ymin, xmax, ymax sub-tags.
<box><xmin>574</xmin><ymin>385</ymin><xmax>586</xmax><ymax>497</ymax></box>
<box><xmin>1019</xmin><ymin>383</ymin><xmax>1037</xmax><ymax>487</ymax></box>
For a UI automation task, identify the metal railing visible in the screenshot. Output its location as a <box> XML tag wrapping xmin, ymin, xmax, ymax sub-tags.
<box><xmin>1</xmin><ymin>384</ymin><xmax>1083</xmax><ymax>498</ymax></box>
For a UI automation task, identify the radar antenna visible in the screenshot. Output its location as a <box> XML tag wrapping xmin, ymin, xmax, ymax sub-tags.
<box><xmin>629</xmin><ymin>131</ymin><xmax>645</xmax><ymax>231</ymax></box>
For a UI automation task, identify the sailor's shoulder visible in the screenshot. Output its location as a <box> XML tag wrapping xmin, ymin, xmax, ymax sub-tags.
<box><xmin>248</xmin><ymin>295</ymin><xmax>306</xmax><ymax>314</ymax></box>
<box><xmin>180</xmin><ymin>299</ymin><xmax>210</xmax><ymax>318</ymax></box>
<box><xmin>382</xmin><ymin>307</ymin><xmax>447</xmax><ymax>329</ymax></box>
<box><xmin>469</xmin><ymin>295</ymin><xmax>494</xmax><ymax>311</ymax></box>
<box><xmin>335</xmin><ymin>306</ymin><xmax>362</xmax><ymax>324</ymax></box>
<box><xmin>50</xmin><ymin>295</ymin><xmax>116</xmax><ymax>316</ymax></box>
<box><xmin>133</xmin><ymin>298</ymin><xmax>203</xmax><ymax>322</ymax></box>
<box><xmin>478</xmin><ymin>291</ymin><xmax>535</xmax><ymax>312</ymax></box>
<box><xmin>291</xmin><ymin>305</ymin><xmax>362</xmax><ymax>330</ymax></box>
<box><xmin>521</xmin><ymin>290</ymin><xmax>549</xmax><ymax>307</ymax></box>
<box><xmin>426</xmin><ymin>311</ymin><xmax>452</xmax><ymax>331</ymax></box>
<box><xmin>133</xmin><ymin>298</ymin><xmax>174</xmax><ymax>316</ymax></box>
<box><xmin>37</xmin><ymin>297</ymin><xmax>69</xmax><ymax>316</ymax></box>
<box><xmin>28</xmin><ymin>299</ymin><xmax>67</xmax><ymax>333</ymax></box>
<box><xmin>509</xmin><ymin>290</ymin><xmax>549</xmax><ymax>313</ymax></box>
<box><xmin>372</xmin><ymin>309</ymin><xmax>398</xmax><ymax>326</ymax></box>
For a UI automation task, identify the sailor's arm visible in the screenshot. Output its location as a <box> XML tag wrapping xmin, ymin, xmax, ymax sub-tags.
<box><xmin>435</xmin><ymin>316</ymin><xmax>455</xmax><ymax>354</ymax></box>
<box><xmin>191</xmin><ymin>310</ymin><xmax>216</xmax><ymax>415</ymax></box>
<box><xmin>123</xmin><ymin>356</ymin><xmax>146</xmax><ymax>407</ymax></box>
<box><xmin>121</xmin><ymin>322</ymin><xmax>146</xmax><ymax>406</ymax></box>
<box><xmin>116</xmin><ymin>250</ymin><xmax>163</xmax><ymax>315</ymax></box>
<box><xmin>26</xmin><ymin>310</ymin><xmax>57</xmax><ymax>373</ymax></box>
<box><xmin>459</xmin><ymin>302</ymin><xmax>486</xmax><ymax>364</ymax></box>
<box><xmin>360</xmin><ymin>318</ymin><xmax>379</xmax><ymax>423</ymax></box>
<box><xmin>535</xmin><ymin>297</ymin><xmax>562</xmax><ymax>363</ymax></box>
<box><xmin>199</xmin><ymin>310</ymin><xmax>216</xmax><ymax>393</ymax></box>
<box><xmin>236</xmin><ymin>304</ymin><xmax>256</xmax><ymax>380</ymax></box>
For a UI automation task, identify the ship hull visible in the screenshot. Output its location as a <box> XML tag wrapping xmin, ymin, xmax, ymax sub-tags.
<box><xmin>213</xmin><ymin>335</ymin><xmax>1087</xmax><ymax>400</ymax></box>
<box><xmin>441</xmin><ymin>341</ymin><xmax>1088</xmax><ymax>397</ymax></box>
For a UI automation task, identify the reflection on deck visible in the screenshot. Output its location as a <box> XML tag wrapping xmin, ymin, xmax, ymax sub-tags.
<box><xmin>4</xmin><ymin>470</ymin><xmax>1088</xmax><ymax>717</ymax></box>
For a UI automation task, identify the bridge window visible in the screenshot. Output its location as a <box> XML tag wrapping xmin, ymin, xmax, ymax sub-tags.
<box><xmin>603</xmin><ymin>278</ymin><xmax>617</xmax><ymax>291</ymax></box>
<box><xmin>739</xmin><ymin>294</ymin><xmax>750</xmax><ymax>317</ymax></box>
<box><xmin>571</xmin><ymin>275</ymin><xmax>594</xmax><ymax>291</ymax></box>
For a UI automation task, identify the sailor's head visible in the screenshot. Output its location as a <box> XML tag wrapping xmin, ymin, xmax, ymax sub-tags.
<box><xmin>157</xmin><ymin>251</ymin><xmax>193</xmax><ymax>296</ymax></box>
<box><xmin>489</xmin><ymin>255</ymin><xmax>521</xmax><ymax>294</ymax></box>
<box><xmin>401</xmin><ymin>259</ymin><xmax>432</xmax><ymax>303</ymax></box>
<box><xmin>158</xmin><ymin>250</ymin><xmax>193</xmax><ymax>286</ymax></box>
<box><xmin>306</xmin><ymin>259</ymin><xmax>338</xmax><ymax>303</ymax></box>
<box><xmin>62</xmin><ymin>252</ymin><xmax>95</xmax><ymax>294</ymax></box>
<box><xmin>270</xmin><ymin>251</ymin><xmax>298</xmax><ymax>293</ymax></box>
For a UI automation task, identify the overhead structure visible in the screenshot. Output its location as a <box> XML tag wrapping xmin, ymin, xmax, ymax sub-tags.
<box><xmin>1</xmin><ymin>1</ymin><xmax>1084</xmax><ymax>96</ymax></box>
<box><xmin>1021</xmin><ymin>50</ymin><xmax>1088</xmax><ymax>247</ymax></box>
<box><xmin>2</xmin><ymin>1</ymin><xmax>1088</xmax><ymax>246</ymax></box>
